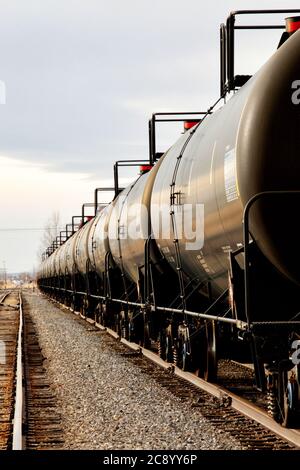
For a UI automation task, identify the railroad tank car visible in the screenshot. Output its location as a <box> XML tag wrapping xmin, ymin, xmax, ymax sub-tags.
<box><xmin>87</xmin><ymin>206</ymin><xmax>112</xmax><ymax>277</ymax></box>
<box><xmin>38</xmin><ymin>10</ymin><xmax>300</xmax><ymax>427</ymax></box>
<box><xmin>108</xmin><ymin>156</ymin><xmax>166</xmax><ymax>284</ymax></box>
<box><xmin>74</xmin><ymin>220</ymin><xmax>93</xmax><ymax>275</ymax></box>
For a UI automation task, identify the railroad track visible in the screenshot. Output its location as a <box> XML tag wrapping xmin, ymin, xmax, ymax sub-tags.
<box><xmin>116</xmin><ymin>334</ymin><xmax>300</xmax><ymax>449</ymax></box>
<box><xmin>0</xmin><ymin>290</ymin><xmax>63</xmax><ymax>450</ymax></box>
<box><xmin>48</xmin><ymin>296</ymin><xmax>300</xmax><ymax>450</ymax></box>
<box><xmin>0</xmin><ymin>289</ymin><xmax>22</xmax><ymax>450</ymax></box>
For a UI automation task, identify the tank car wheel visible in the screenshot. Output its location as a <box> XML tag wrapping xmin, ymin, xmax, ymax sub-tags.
<box><xmin>115</xmin><ymin>312</ymin><xmax>122</xmax><ymax>336</ymax></box>
<box><xmin>196</xmin><ymin>320</ymin><xmax>217</xmax><ymax>381</ymax></box>
<box><xmin>204</xmin><ymin>321</ymin><xmax>217</xmax><ymax>381</ymax></box>
<box><xmin>182</xmin><ymin>340</ymin><xmax>192</xmax><ymax>371</ymax></box>
<box><xmin>70</xmin><ymin>295</ymin><xmax>76</xmax><ymax>312</ymax></box>
<box><xmin>82</xmin><ymin>297</ymin><xmax>89</xmax><ymax>317</ymax></box>
<box><xmin>268</xmin><ymin>368</ymin><xmax>299</xmax><ymax>427</ymax></box>
<box><xmin>282</xmin><ymin>380</ymin><xmax>299</xmax><ymax>427</ymax></box>
<box><xmin>158</xmin><ymin>330</ymin><xmax>166</xmax><ymax>360</ymax></box>
<box><xmin>102</xmin><ymin>302</ymin><xmax>109</xmax><ymax>327</ymax></box>
<box><xmin>281</xmin><ymin>370</ymin><xmax>299</xmax><ymax>428</ymax></box>
<box><xmin>118</xmin><ymin>310</ymin><xmax>126</xmax><ymax>338</ymax></box>
<box><xmin>67</xmin><ymin>292</ymin><xmax>72</xmax><ymax>307</ymax></box>
<box><xmin>94</xmin><ymin>303</ymin><xmax>101</xmax><ymax>324</ymax></box>
<box><xmin>133</xmin><ymin>311</ymin><xmax>144</xmax><ymax>345</ymax></box>
<box><xmin>128</xmin><ymin>319</ymin><xmax>135</xmax><ymax>342</ymax></box>
<box><xmin>165</xmin><ymin>334</ymin><xmax>173</xmax><ymax>363</ymax></box>
<box><xmin>143</xmin><ymin>320</ymin><xmax>151</xmax><ymax>349</ymax></box>
<box><xmin>176</xmin><ymin>327</ymin><xmax>191</xmax><ymax>371</ymax></box>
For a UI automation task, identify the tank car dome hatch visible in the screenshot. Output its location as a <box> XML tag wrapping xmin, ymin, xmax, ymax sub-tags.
<box><xmin>139</xmin><ymin>164</ymin><xmax>153</xmax><ymax>175</ymax></box>
<box><xmin>285</xmin><ymin>16</ymin><xmax>300</xmax><ymax>33</ymax></box>
<box><xmin>183</xmin><ymin>120</ymin><xmax>200</xmax><ymax>132</ymax></box>
<box><xmin>278</xmin><ymin>15</ymin><xmax>300</xmax><ymax>48</ymax></box>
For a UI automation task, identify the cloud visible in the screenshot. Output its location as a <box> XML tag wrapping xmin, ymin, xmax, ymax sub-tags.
<box><xmin>1</xmin><ymin>0</ymin><xmax>300</xmax><ymax>271</ymax></box>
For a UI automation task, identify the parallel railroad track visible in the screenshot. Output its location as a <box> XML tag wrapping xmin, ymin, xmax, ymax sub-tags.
<box><xmin>49</xmin><ymin>296</ymin><xmax>300</xmax><ymax>450</ymax></box>
<box><xmin>0</xmin><ymin>290</ymin><xmax>63</xmax><ymax>450</ymax></box>
<box><xmin>0</xmin><ymin>290</ymin><xmax>20</xmax><ymax>449</ymax></box>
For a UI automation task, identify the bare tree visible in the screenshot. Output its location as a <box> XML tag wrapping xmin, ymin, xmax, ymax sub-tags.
<box><xmin>37</xmin><ymin>211</ymin><xmax>62</xmax><ymax>261</ymax></box>
<box><xmin>42</xmin><ymin>211</ymin><xmax>61</xmax><ymax>247</ymax></box>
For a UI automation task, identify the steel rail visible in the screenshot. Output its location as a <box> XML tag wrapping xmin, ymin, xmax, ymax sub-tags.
<box><xmin>0</xmin><ymin>290</ymin><xmax>12</xmax><ymax>304</ymax></box>
<box><xmin>12</xmin><ymin>291</ymin><xmax>24</xmax><ymax>450</ymax></box>
<box><xmin>49</xmin><ymin>295</ymin><xmax>300</xmax><ymax>448</ymax></box>
<box><xmin>119</xmin><ymin>340</ymin><xmax>300</xmax><ymax>449</ymax></box>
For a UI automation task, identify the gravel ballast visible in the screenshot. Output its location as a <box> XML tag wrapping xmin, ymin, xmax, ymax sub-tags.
<box><xmin>24</xmin><ymin>291</ymin><xmax>244</xmax><ymax>450</ymax></box>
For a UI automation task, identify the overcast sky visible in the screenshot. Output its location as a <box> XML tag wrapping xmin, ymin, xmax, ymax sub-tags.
<box><xmin>0</xmin><ymin>0</ymin><xmax>299</xmax><ymax>273</ymax></box>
